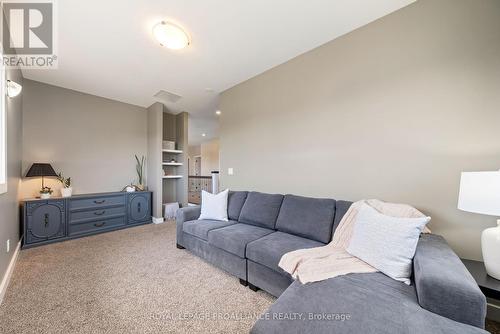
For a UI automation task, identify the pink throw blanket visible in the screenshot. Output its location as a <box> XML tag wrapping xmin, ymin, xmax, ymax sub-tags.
<box><xmin>278</xmin><ymin>199</ymin><xmax>430</xmax><ymax>284</ymax></box>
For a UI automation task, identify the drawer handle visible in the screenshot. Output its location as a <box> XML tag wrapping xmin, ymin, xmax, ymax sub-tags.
<box><xmin>94</xmin><ymin>222</ymin><xmax>106</xmax><ymax>227</ymax></box>
<box><xmin>94</xmin><ymin>200</ymin><xmax>106</xmax><ymax>204</ymax></box>
<box><xmin>94</xmin><ymin>210</ymin><xmax>106</xmax><ymax>216</ymax></box>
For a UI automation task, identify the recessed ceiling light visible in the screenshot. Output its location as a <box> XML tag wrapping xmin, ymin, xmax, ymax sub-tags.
<box><xmin>202</xmin><ymin>133</ymin><xmax>206</xmax><ymax>137</ymax></box>
<box><xmin>215</xmin><ymin>110</ymin><xmax>221</xmax><ymax>115</ymax></box>
<box><xmin>152</xmin><ymin>21</ymin><xmax>190</xmax><ymax>50</ymax></box>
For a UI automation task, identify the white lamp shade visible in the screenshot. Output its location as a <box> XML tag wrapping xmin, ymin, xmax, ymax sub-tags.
<box><xmin>458</xmin><ymin>171</ymin><xmax>500</xmax><ymax>216</ymax></box>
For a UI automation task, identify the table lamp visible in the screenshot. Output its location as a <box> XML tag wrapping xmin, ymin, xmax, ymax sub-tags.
<box><xmin>458</xmin><ymin>170</ymin><xmax>500</xmax><ymax>280</ymax></box>
<box><xmin>25</xmin><ymin>163</ymin><xmax>58</xmax><ymax>191</ymax></box>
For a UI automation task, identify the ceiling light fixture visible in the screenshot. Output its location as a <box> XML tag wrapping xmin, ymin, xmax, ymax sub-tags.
<box><xmin>202</xmin><ymin>133</ymin><xmax>206</xmax><ymax>137</ymax></box>
<box><xmin>6</xmin><ymin>80</ymin><xmax>22</xmax><ymax>97</ymax></box>
<box><xmin>215</xmin><ymin>110</ymin><xmax>221</xmax><ymax>115</ymax></box>
<box><xmin>152</xmin><ymin>21</ymin><xmax>190</xmax><ymax>50</ymax></box>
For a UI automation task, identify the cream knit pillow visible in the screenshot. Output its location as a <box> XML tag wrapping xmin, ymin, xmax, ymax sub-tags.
<box><xmin>346</xmin><ymin>203</ymin><xmax>430</xmax><ymax>284</ymax></box>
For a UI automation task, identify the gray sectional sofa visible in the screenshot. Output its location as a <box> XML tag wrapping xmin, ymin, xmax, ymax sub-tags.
<box><xmin>176</xmin><ymin>191</ymin><xmax>487</xmax><ymax>334</ymax></box>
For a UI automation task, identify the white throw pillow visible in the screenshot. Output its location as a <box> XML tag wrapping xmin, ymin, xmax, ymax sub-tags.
<box><xmin>199</xmin><ymin>189</ymin><xmax>229</xmax><ymax>221</ymax></box>
<box><xmin>346</xmin><ymin>203</ymin><xmax>430</xmax><ymax>284</ymax></box>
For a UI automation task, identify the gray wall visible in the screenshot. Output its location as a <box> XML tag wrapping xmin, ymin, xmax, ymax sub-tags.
<box><xmin>174</xmin><ymin>112</ymin><xmax>189</xmax><ymax>206</ymax></box>
<box><xmin>220</xmin><ymin>0</ymin><xmax>500</xmax><ymax>260</ymax></box>
<box><xmin>0</xmin><ymin>67</ymin><xmax>23</xmax><ymax>285</ymax></box>
<box><xmin>21</xmin><ymin>79</ymin><xmax>148</xmax><ymax>198</ymax></box>
<box><xmin>200</xmin><ymin>139</ymin><xmax>220</xmax><ymax>176</ymax></box>
<box><xmin>147</xmin><ymin>102</ymin><xmax>163</xmax><ymax>218</ymax></box>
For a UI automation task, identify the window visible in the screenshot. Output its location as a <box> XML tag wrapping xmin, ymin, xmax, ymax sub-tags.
<box><xmin>0</xmin><ymin>46</ymin><xmax>6</xmax><ymax>194</ymax></box>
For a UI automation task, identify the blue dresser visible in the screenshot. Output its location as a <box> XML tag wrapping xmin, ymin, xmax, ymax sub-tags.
<box><xmin>22</xmin><ymin>191</ymin><xmax>152</xmax><ymax>249</ymax></box>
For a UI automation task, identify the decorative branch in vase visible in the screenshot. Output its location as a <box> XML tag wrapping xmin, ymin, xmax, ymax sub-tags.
<box><xmin>57</xmin><ymin>172</ymin><xmax>73</xmax><ymax>197</ymax></box>
<box><xmin>135</xmin><ymin>155</ymin><xmax>146</xmax><ymax>191</ymax></box>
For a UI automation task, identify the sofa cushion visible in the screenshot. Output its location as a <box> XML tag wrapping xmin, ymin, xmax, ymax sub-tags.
<box><xmin>333</xmin><ymin>200</ymin><xmax>352</xmax><ymax>234</ymax></box>
<box><xmin>246</xmin><ymin>231</ymin><xmax>324</xmax><ymax>274</ymax></box>
<box><xmin>227</xmin><ymin>191</ymin><xmax>248</xmax><ymax>220</ymax></box>
<box><xmin>251</xmin><ymin>273</ymin><xmax>487</xmax><ymax>334</ymax></box>
<box><xmin>208</xmin><ymin>223</ymin><xmax>274</xmax><ymax>258</ymax></box>
<box><xmin>275</xmin><ymin>195</ymin><xmax>335</xmax><ymax>243</ymax></box>
<box><xmin>238</xmin><ymin>192</ymin><xmax>284</xmax><ymax>229</ymax></box>
<box><xmin>183</xmin><ymin>219</ymin><xmax>237</xmax><ymax>241</ymax></box>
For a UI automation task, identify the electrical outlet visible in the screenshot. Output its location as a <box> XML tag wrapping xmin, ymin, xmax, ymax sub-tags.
<box><xmin>6</xmin><ymin>239</ymin><xmax>10</xmax><ymax>253</ymax></box>
<box><xmin>228</xmin><ymin>168</ymin><xmax>234</xmax><ymax>176</ymax></box>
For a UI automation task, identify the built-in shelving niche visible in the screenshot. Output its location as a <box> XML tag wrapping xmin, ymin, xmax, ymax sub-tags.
<box><xmin>162</xmin><ymin>111</ymin><xmax>188</xmax><ymax>207</ymax></box>
<box><xmin>147</xmin><ymin>102</ymin><xmax>188</xmax><ymax>219</ymax></box>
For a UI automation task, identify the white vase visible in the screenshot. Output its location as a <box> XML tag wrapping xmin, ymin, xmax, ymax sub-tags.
<box><xmin>40</xmin><ymin>193</ymin><xmax>51</xmax><ymax>199</ymax></box>
<box><xmin>481</xmin><ymin>220</ymin><xmax>500</xmax><ymax>280</ymax></box>
<box><xmin>61</xmin><ymin>187</ymin><xmax>73</xmax><ymax>197</ymax></box>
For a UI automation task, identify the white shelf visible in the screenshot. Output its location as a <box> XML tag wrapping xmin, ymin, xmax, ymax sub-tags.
<box><xmin>162</xmin><ymin>149</ymin><xmax>183</xmax><ymax>154</ymax></box>
<box><xmin>163</xmin><ymin>175</ymin><xmax>183</xmax><ymax>179</ymax></box>
<box><xmin>162</xmin><ymin>162</ymin><xmax>183</xmax><ymax>166</ymax></box>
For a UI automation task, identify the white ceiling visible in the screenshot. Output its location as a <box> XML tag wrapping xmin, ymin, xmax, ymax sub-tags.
<box><xmin>23</xmin><ymin>0</ymin><xmax>415</xmax><ymax>145</ymax></box>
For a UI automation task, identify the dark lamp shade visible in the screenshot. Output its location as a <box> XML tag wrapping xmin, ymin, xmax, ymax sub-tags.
<box><xmin>25</xmin><ymin>163</ymin><xmax>58</xmax><ymax>178</ymax></box>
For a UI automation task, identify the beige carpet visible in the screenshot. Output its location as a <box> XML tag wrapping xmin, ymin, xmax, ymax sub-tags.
<box><xmin>0</xmin><ymin>222</ymin><xmax>275</xmax><ymax>334</ymax></box>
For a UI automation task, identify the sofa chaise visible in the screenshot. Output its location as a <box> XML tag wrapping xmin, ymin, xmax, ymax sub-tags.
<box><xmin>176</xmin><ymin>191</ymin><xmax>487</xmax><ymax>333</ymax></box>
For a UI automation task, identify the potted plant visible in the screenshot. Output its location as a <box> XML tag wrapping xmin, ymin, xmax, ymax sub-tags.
<box><xmin>135</xmin><ymin>155</ymin><xmax>146</xmax><ymax>191</ymax></box>
<box><xmin>40</xmin><ymin>186</ymin><xmax>53</xmax><ymax>199</ymax></box>
<box><xmin>57</xmin><ymin>172</ymin><xmax>73</xmax><ymax>197</ymax></box>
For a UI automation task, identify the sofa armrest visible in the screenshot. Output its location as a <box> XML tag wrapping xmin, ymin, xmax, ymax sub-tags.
<box><xmin>176</xmin><ymin>206</ymin><xmax>201</xmax><ymax>247</ymax></box>
<box><xmin>413</xmin><ymin>234</ymin><xmax>486</xmax><ymax>328</ymax></box>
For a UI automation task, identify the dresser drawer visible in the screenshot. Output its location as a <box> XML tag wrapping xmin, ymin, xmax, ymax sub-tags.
<box><xmin>69</xmin><ymin>206</ymin><xmax>126</xmax><ymax>225</ymax></box>
<box><xmin>22</xmin><ymin>191</ymin><xmax>152</xmax><ymax>249</ymax></box>
<box><xmin>68</xmin><ymin>217</ymin><xmax>126</xmax><ymax>237</ymax></box>
<box><xmin>70</xmin><ymin>194</ymin><xmax>125</xmax><ymax>211</ymax></box>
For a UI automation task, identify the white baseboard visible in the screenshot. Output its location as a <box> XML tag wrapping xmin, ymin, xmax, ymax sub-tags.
<box><xmin>152</xmin><ymin>217</ymin><xmax>165</xmax><ymax>224</ymax></box>
<box><xmin>0</xmin><ymin>239</ymin><xmax>21</xmax><ymax>305</ymax></box>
